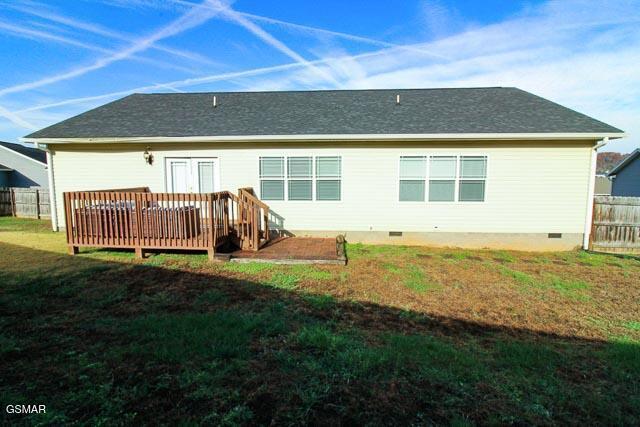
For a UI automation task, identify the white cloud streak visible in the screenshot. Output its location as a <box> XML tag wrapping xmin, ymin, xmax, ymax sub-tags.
<box><xmin>16</xmin><ymin>62</ymin><xmax>305</xmax><ymax>113</ymax></box>
<box><xmin>0</xmin><ymin>104</ymin><xmax>37</xmax><ymax>130</ymax></box>
<box><xmin>169</xmin><ymin>0</ymin><xmax>447</xmax><ymax>59</ymax></box>
<box><xmin>0</xmin><ymin>20</ymin><xmax>197</xmax><ymax>74</ymax></box>
<box><xmin>0</xmin><ymin>0</ymin><xmax>222</xmax><ymax>97</ymax></box>
<box><xmin>238</xmin><ymin>11</ymin><xmax>448</xmax><ymax>60</ymax></box>
<box><xmin>202</xmin><ymin>0</ymin><xmax>341</xmax><ymax>87</ymax></box>
<box><xmin>4</xmin><ymin>0</ymin><xmax>216</xmax><ymax>65</ymax></box>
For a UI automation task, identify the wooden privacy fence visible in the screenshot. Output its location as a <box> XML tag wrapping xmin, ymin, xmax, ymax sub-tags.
<box><xmin>590</xmin><ymin>196</ymin><xmax>640</xmax><ymax>255</ymax></box>
<box><xmin>63</xmin><ymin>187</ymin><xmax>270</xmax><ymax>259</ymax></box>
<box><xmin>0</xmin><ymin>187</ymin><xmax>50</xmax><ymax>218</ymax></box>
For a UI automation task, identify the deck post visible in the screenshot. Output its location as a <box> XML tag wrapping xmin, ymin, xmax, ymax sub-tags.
<box><xmin>68</xmin><ymin>245</ymin><xmax>79</xmax><ymax>255</ymax></box>
<box><xmin>135</xmin><ymin>247</ymin><xmax>145</xmax><ymax>259</ymax></box>
<box><xmin>207</xmin><ymin>248</ymin><xmax>215</xmax><ymax>261</ymax></box>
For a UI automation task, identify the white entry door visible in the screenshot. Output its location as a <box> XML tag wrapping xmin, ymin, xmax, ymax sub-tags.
<box><xmin>165</xmin><ymin>158</ymin><xmax>219</xmax><ymax>193</ymax></box>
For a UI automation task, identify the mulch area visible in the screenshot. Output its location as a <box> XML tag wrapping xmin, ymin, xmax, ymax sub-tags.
<box><xmin>230</xmin><ymin>237</ymin><xmax>338</xmax><ymax>261</ymax></box>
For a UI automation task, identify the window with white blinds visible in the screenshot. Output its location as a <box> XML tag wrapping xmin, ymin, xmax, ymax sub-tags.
<box><xmin>399</xmin><ymin>156</ymin><xmax>426</xmax><ymax>201</ymax></box>
<box><xmin>399</xmin><ymin>155</ymin><xmax>487</xmax><ymax>202</ymax></box>
<box><xmin>259</xmin><ymin>157</ymin><xmax>285</xmax><ymax>200</ymax></box>
<box><xmin>259</xmin><ymin>156</ymin><xmax>341</xmax><ymax>201</ymax></box>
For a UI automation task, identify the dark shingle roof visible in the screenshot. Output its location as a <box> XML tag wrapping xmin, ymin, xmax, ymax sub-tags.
<box><xmin>608</xmin><ymin>149</ymin><xmax>640</xmax><ymax>176</ymax></box>
<box><xmin>25</xmin><ymin>87</ymin><xmax>623</xmax><ymax>139</ymax></box>
<box><xmin>0</xmin><ymin>141</ymin><xmax>47</xmax><ymax>163</ymax></box>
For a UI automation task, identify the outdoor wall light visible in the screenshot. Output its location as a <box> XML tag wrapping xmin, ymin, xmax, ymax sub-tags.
<box><xmin>143</xmin><ymin>146</ymin><xmax>154</xmax><ymax>165</ymax></box>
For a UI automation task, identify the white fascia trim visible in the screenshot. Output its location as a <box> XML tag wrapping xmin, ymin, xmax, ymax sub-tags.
<box><xmin>0</xmin><ymin>143</ymin><xmax>48</xmax><ymax>166</ymax></box>
<box><xmin>21</xmin><ymin>132</ymin><xmax>627</xmax><ymax>145</ymax></box>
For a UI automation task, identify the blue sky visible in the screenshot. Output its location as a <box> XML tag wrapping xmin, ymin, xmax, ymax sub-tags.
<box><xmin>0</xmin><ymin>0</ymin><xmax>638</xmax><ymax>152</ymax></box>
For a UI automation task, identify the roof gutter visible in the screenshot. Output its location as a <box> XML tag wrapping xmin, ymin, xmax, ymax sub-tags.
<box><xmin>39</xmin><ymin>144</ymin><xmax>58</xmax><ymax>232</ymax></box>
<box><xmin>583</xmin><ymin>137</ymin><xmax>610</xmax><ymax>250</ymax></box>
<box><xmin>21</xmin><ymin>132</ymin><xmax>626</xmax><ymax>145</ymax></box>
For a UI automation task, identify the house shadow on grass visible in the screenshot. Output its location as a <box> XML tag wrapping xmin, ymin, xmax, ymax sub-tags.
<box><xmin>0</xmin><ymin>242</ymin><xmax>638</xmax><ymax>426</ymax></box>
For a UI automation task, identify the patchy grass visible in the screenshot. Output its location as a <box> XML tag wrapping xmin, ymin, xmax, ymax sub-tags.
<box><xmin>497</xmin><ymin>265</ymin><xmax>537</xmax><ymax>286</ymax></box>
<box><xmin>1</xmin><ymin>218</ymin><xmax>639</xmax><ymax>425</ymax></box>
<box><xmin>346</xmin><ymin>243</ymin><xmax>421</xmax><ymax>259</ymax></box>
<box><xmin>288</xmin><ymin>264</ymin><xmax>333</xmax><ymax>281</ymax></box>
<box><xmin>267</xmin><ymin>272</ymin><xmax>299</xmax><ymax>290</ymax></box>
<box><xmin>403</xmin><ymin>265</ymin><xmax>441</xmax><ymax>293</ymax></box>
<box><xmin>492</xmin><ymin>250</ymin><xmax>517</xmax><ymax>263</ymax></box>
<box><xmin>221</xmin><ymin>261</ymin><xmax>276</xmax><ymax>274</ymax></box>
<box><xmin>544</xmin><ymin>275</ymin><xmax>591</xmax><ymax>301</ymax></box>
<box><xmin>302</xmin><ymin>293</ymin><xmax>336</xmax><ymax>310</ymax></box>
<box><xmin>624</xmin><ymin>321</ymin><xmax>640</xmax><ymax>332</ymax></box>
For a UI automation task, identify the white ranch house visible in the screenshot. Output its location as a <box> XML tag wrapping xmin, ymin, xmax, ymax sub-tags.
<box><xmin>23</xmin><ymin>87</ymin><xmax>625</xmax><ymax>251</ymax></box>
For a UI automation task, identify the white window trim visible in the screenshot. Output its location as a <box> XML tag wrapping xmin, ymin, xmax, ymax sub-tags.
<box><xmin>429</xmin><ymin>155</ymin><xmax>457</xmax><ymax>203</ymax></box>
<box><xmin>315</xmin><ymin>156</ymin><xmax>342</xmax><ymax>202</ymax></box>
<box><xmin>398</xmin><ymin>156</ymin><xmax>427</xmax><ymax>203</ymax></box>
<box><xmin>458</xmin><ymin>155</ymin><xmax>488</xmax><ymax>203</ymax></box>
<box><xmin>287</xmin><ymin>156</ymin><xmax>313</xmax><ymax>201</ymax></box>
<box><xmin>258</xmin><ymin>155</ymin><xmax>342</xmax><ymax>202</ymax></box>
<box><xmin>398</xmin><ymin>154</ymin><xmax>488</xmax><ymax>203</ymax></box>
<box><xmin>259</xmin><ymin>156</ymin><xmax>286</xmax><ymax>201</ymax></box>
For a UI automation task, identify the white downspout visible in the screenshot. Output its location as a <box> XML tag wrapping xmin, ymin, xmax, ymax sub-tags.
<box><xmin>583</xmin><ymin>137</ymin><xmax>609</xmax><ymax>249</ymax></box>
<box><xmin>42</xmin><ymin>145</ymin><xmax>58</xmax><ymax>231</ymax></box>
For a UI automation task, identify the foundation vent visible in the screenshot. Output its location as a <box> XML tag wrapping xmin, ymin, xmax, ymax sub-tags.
<box><xmin>389</xmin><ymin>231</ymin><xmax>403</xmax><ymax>237</ymax></box>
<box><xmin>548</xmin><ymin>233</ymin><xmax>562</xmax><ymax>239</ymax></box>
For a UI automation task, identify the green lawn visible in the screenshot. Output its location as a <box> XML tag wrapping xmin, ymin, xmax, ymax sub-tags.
<box><xmin>1</xmin><ymin>218</ymin><xmax>639</xmax><ymax>425</ymax></box>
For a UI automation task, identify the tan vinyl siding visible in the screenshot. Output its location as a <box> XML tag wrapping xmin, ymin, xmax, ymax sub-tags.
<box><xmin>49</xmin><ymin>141</ymin><xmax>593</xmax><ymax>235</ymax></box>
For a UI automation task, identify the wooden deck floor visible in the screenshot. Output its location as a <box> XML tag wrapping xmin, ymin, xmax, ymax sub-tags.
<box><xmin>230</xmin><ymin>237</ymin><xmax>344</xmax><ymax>264</ymax></box>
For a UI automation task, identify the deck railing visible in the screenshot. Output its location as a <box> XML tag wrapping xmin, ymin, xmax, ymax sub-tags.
<box><xmin>63</xmin><ymin>187</ymin><xmax>269</xmax><ymax>258</ymax></box>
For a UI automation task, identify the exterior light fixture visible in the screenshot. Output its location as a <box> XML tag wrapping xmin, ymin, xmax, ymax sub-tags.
<box><xmin>143</xmin><ymin>146</ymin><xmax>154</xmax><ymax>165</ymax></box>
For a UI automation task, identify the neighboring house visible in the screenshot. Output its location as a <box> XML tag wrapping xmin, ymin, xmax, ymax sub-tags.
<box><xmin>22</xmin><ymin>87</ymin><xmax>625</xmax><ymax>250</ymax></box>
<box><xmin>608</xmin><ymin>149</ymin><xmax>640</xmax><ymax>197</ymax></box>
<box><xmin>0</xmin><ymin>141</ymin><xmax>48</xmax><ymax>187</ymax></box>
<box><xmin>594</xmin><ymin>175</ymin><xmax>612</xmax><ymax>195</ymax></box>
<box><xmin>0</xmin><ymin>163</ymin><xmax>12</xmax><ymax>187</ymax></box>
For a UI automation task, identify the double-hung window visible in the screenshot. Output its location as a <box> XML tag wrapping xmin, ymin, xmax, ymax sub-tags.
<box><xmin>259</xmin><ymin>156</ymin><xmax>341</xmax><ymax>201</ymax></box>
<box><xmin>459</xmin><ymin>156</ymin><xmax>487</xmax><ymax>202</ymax></box>
<box><xmin>429</xmin><ymin>156</ymin><xmax>456</xmax><ymax>201</ymax></box>
<box><xmin>316</xmin><ymin>156</ymin><xmax>341</xmax><ymax>201</ymax></box>
<box><xmin>287</xmin><ymin>157</ymin><xmax>313</xmax><ymax>200</ymax></box>
<box><xmin>260</xmin><ymin>157</ymin><xmax>285</xmax><ymax>200</ymax></box>
<box><xmin>399</xmin><ymin>156</ymin><xmax>426</xmax><ymax>201</ymax></box>
<box><xmin>399</xmin><ymin>155</ymin><xmax>487</xmax><ymax>202</ymax></box>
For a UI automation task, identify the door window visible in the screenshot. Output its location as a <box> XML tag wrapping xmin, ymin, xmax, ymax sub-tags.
<box><xmin>166</xmin><ymin>158</ymin><xmax>218</xmax><ymax>193</ymax></box>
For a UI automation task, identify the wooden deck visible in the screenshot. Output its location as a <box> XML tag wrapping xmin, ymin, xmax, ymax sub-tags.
<box><xmin>63</xmin><ymin>187</ymin><xmax>271</xmax><ymax>259</ymax></box>
<box><xmin>230</xmin><ymin>237</ymin><xmax>345</xmax><ymax>264</ymax></box>
<box><xmin>63</xmin><ymin>187</ymin><xmax>346</xmax><ymax>264</ymax></box>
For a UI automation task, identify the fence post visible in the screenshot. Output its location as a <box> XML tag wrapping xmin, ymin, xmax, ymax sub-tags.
<box><xmin>10</xmin><ymin>188</ymin><xmax>15</xmax><ymax>217</ymax></box>
<box><xmin>35</xmin><ymin>189</ymin><xmax>40</xmax><ymax>219</ymax></box>
<box><xmin>588</xmin><ymin>198</ymin><xmax>596</xmax><ymax>251</ymax></box>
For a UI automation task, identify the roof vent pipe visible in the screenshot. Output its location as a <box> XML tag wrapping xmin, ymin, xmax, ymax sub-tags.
<box><xmin>396</xmin><ymin>94</ymin><xmax>400</xmax><ymax>105</ymax></box>
<box><xmin>213</xmin><ymin>95</ymin><xmax>217</xmax><ymax>108</ymax></box>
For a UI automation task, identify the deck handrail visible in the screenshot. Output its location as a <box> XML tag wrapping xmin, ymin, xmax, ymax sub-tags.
<box><xmin>63</xmin><ymin>187</ymin><xmax>271</xmax><ymax>258</ymax></box>
<box><xmin>237</xmin><ymin>187</ymin><xmax>270</xmax><ymax>250</ymax></box>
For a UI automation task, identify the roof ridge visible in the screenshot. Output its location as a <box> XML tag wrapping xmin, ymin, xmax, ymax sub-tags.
<box><xmin>131</xmin><ymin>87</ymin><xmax>512</xmax><ymax>96</ymax></box>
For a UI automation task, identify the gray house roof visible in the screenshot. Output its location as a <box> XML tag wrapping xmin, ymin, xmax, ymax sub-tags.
<box><xmin>24</xmin><ymin>87</ymin><xmax>623</xmax><ymax>140</ymax></box>
<box><xmin>0</xmin><ymin>141</ymin><xmax>47</xmax><ymax>164</ymax></box>
<box><xmin>608</xmin><ymin>149</ymin><xmax>640</xmax><ymax>176</ymax></box>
